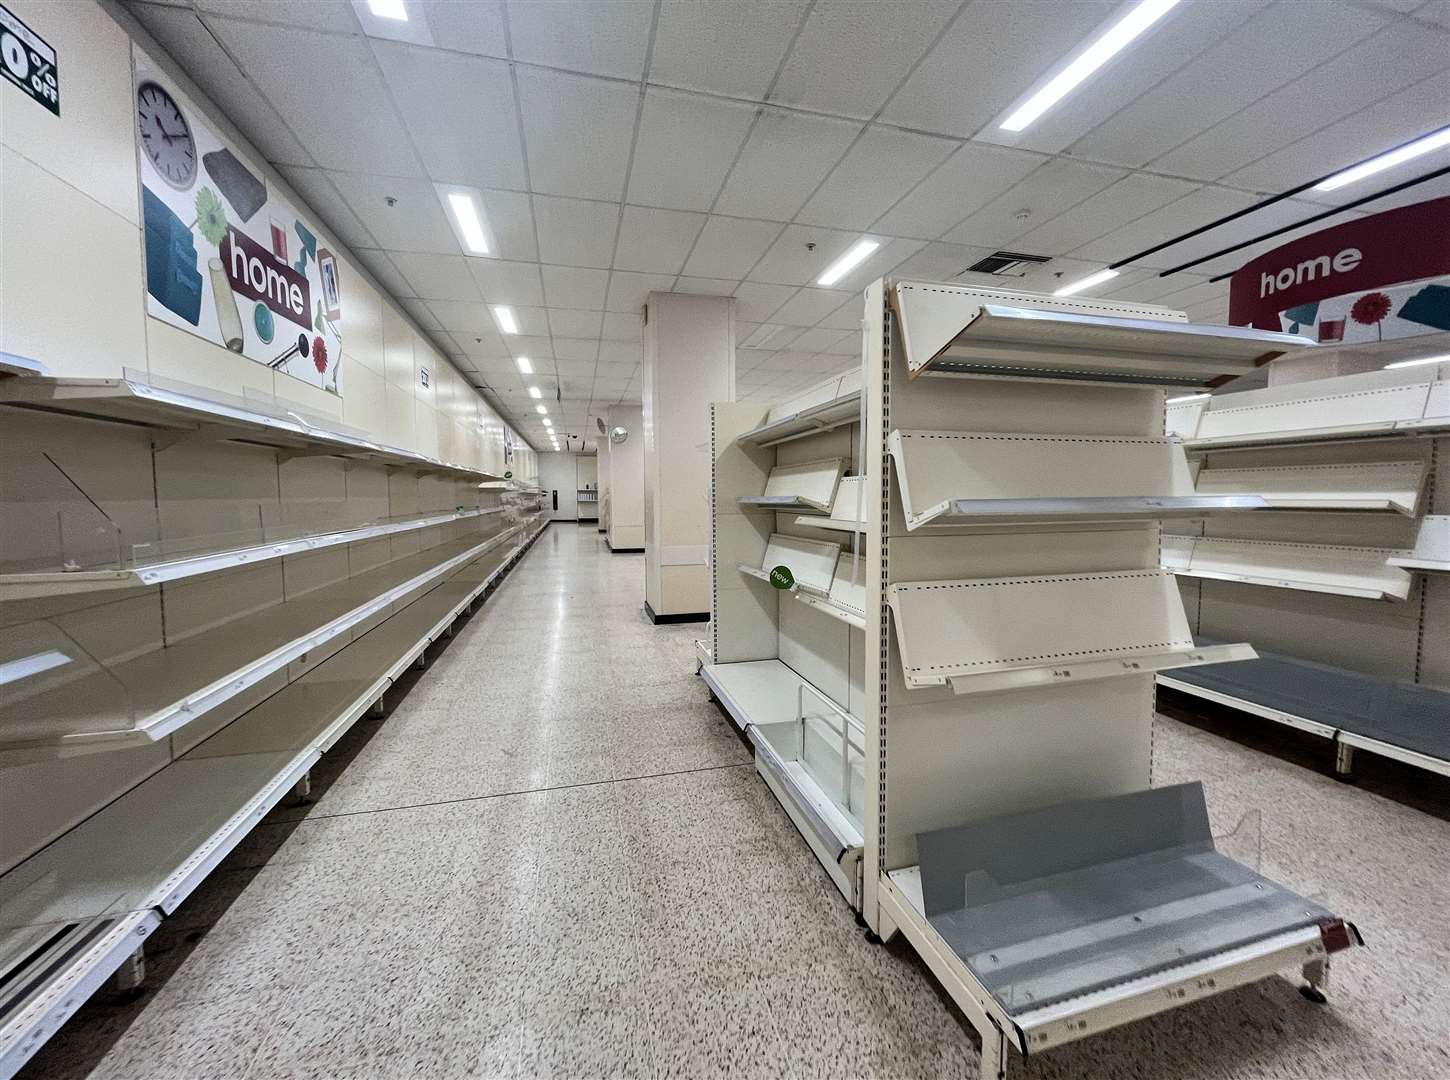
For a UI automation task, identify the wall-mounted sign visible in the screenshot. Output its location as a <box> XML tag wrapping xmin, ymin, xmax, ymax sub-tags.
<box><xmin>135</xmin><ymin>53</ymin><xmax>342</xmax><ymax>395</ymax></box>
<box><xmin>1229</xmin><ymin>197</ymin><xmax>1450</xmax><ymax>343</ymax></box>
<box><xmin>0</xmin><ymin>4</ymin><xmax>58</xmax><ymax>115</ymax></box>
<box><xmin>419</xmin><ymin>366</ymin><xmax>430</xmax><ymax>389</ymax></box>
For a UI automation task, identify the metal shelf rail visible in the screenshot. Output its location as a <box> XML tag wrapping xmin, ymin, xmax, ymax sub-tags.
<box><xmin>887</xmin><ymin>429</ymin><xmax>1264</xmax><ymax>529</ymax></box>
<box><xmin>0</xmin><ymin>372</ymin><xmax>502</xmax><ymax>482</ymax></box>
<box><xmin>891</xmin><ymin>282</ymin><xmax>1313</xmax><ymax>386</ymax></box>
<box><xmin>1159</xmin><ymin>646</ymin><xmax>1450</xmax><ymax>779</ymax></box>
<box><xmin>737</xmin><ymin>458</ymin><xmax>846</xmax><ymax>514</ymax></box>
<box><xmin>0</xmin><ymin>523</ymin><xmax>522</xmax><ymax>759</ymax></box>
<box><xmin>0</xmin><ymin>516</ymin><xmax>548</xmax><ymax>1079</ymax></box>
<box><xmin>859</xmin><ymin>279</ymin><xmax>1359</xmax><ymax>1080</ymax></box>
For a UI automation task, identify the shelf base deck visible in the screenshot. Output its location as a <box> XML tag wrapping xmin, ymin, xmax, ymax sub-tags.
<box><xmin>1158</xmin><ymin>649</ymin><xmax>1450</xmax><ymax>778</ymax></box>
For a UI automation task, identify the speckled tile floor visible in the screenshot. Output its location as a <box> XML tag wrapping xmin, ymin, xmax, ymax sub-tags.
<box><xmin>19</xmin><ymin>524</ymin><xmax>1450</xmax><ymax>1080</ymax></box>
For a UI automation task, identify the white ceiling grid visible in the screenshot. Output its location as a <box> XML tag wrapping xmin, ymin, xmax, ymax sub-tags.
<box><xmin>126</xmin><ymin>0</ymin><xmax>1450</xmax><ymax>432</ymax></box>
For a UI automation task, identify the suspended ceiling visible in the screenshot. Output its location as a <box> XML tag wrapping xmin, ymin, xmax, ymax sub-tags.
<box><xmin>122</xmin><ymin>0</ymin><xmax>1450</xmax><ymax>447</ymax></box>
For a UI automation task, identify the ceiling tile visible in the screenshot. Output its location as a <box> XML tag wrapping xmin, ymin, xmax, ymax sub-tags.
<box><xmin>390</xmin><ymin>252</ymin><xmax>482</xmax><ymax>300</ymax></box>
<box><xmin>466</xmin><ymin>259</ymin><xmax>546</xmax><ymax>306</ymax></box>
<box><xmin>649</xmin><ymin>0</ymin><xmax>810</xmax><ymax>98</ymax></box>
<box><xmin>426</xmin><ymin>300</ymin><xmax>494</xmax><ymax>333</ymax></box>
<box><xmin>416</xmin><ymin>0</ymin><xmax>507</xmax><ymax>57</ymax></box>
<box><xmin>772</xmin><ymin>287</ymin><xmax>852</xmax><ymax>327</ymax></box>
<box><xmin>596</xmin><ymin>359</ymin><xmax>639</xmax><ymax>380</ymax></box>
<box><xmin>400</xmin><ymin>297</ymin><xmax>445</xmax><ymax>331</ymax></box>
<box><xmin>1068</xmin><ymin>1</ymin><xmax>1388</xmax><ymax>169</ymax></box>
<box><xmin>871</xmin><ymin>143</ymin><xmax>1045</xmax><ymax>240</ymax></box>
<box><xmin>613</xmin><ymin>206</ymin><xmax>706</xmax><ymax>274</ymax></box>
<box><xmin>1224</xmin><ymin>69</ymin><xmax>1450</xmax><ymax>196</ymax></box>
<box><xmin>816</xmin><ymin>297</ymin><xmax>864</xmax><ymax>331</ymax></box>
<box><xmin>1013</xmin><ymin>174</ymin><xmax>1200</xmax><ymax>256</ymax></box>
<box><xmin>940</xmin><ymin>158</ymin><xmax>1126</xmax><ymax>248</ymax></box>
<box><xmin>888</xmin><ymin>241</ymin><xmax>995</xmax><ymax>282</ymax></box>
<box><xmin>548</xmin><ymin>309</ymin><xmax>604</xmax><ymax>338</ymax></box>
<box><xmin>606</xmin><ymin>271</ymin><xmax>676</xmax><ymax>312</ymax></box>
<box><xmin>328</xmin><ymin>172</ymin><xmax>459</xmax><ymax>253</ymax></box>
<box><xmin>732</xmin><ymin>281</ymin><xmax>797</xmax><ymax>322</ymax></box>
<box><xmin>471</xmin><ymin>188</ymin><xmax>537</xmax><ymax>262</ymax></box>
<box><xmin>748</xmin><ymin>224</ymin><xmax>860</xmax><ymax>286</ymax></box>
<box><xmin>798</xmin><ymin>126</ymin><xmax>960</xmax><ymax>231</ymax></box>
<box><xmin>671</xmin><ymin>277</ymin><xmax>740</xmax><ymax>296</ymax></box>
<box><xmin>129</xmin><ymin>5</ymin><xmax>313</xmax><ymax>167</ymax></box>
<box><xmin>880</xmin><ymin>0</ymin><xmax>1117</xmax><ymax>139</ymax></box>
<box><xmin>553</xmin><ymin>337</ymin><xmax>600</xmax><ymax>361</ymax></box>
<box><xmin>534</xmin><ymin>196</ymin><xmax>620</xmax><ymax>268</ymax></box>
<box><xmin>770</xmin><ymin>0</ymin><xmax>960</xmax><ymax>120</ymax></box>
<box><xmin>682</xmin><ymin>217</ymin><xmax>784</xmax><ymax>279</ymax></box>
<box><xmin>352</xmin><ymin>248</ymin><xmax>416</xmax><ymax>298</ymax></box>
<box><xmin>599</xmin><ymin>340</ymin><xmax>642</xmax><ymax>365</ymax></box>
<box><xmin>276</xmin><ymin>166</ymin><xmax>377</xmax><ymax>249</ymax></box>
<box><xmin>371</xmin><ymin>42</ymin><xmax>525</xmax><ymax>189</ymax></box>
<box><xmin>541</xmin><ymin>266</ymin><xmax>610</xmax><ymax>310</ymax></box>
<box><xmin>195</xmin><ymin>0</ymin><xmax>357</xmax><ymax>33</ymax></box>
<box><xmin>555</xmin><ymin>357</ymin><xmax>595</xmax><ymax>377</ymax></box>
<box><xmin>451</xmin><ymin>328</ymin><xmax>511</xmax><ymax>360</ymax></box>
<box><xmin>508</xmin><ymin>0</ymin><xmax>654</xmax><ymax>80</ymax></box>
<box><xmin>516</xmin><ymin>68</ymin><xmax>639</xmax><ymax>201</ymax></box>
<box><xmin>1071</xmin><ymin>187</ymin><xmax>1259</xmax><ymax>268</ymax></box>
<box><xmin>713</xmin><ymin>108</ymin><xmax>863</xmax><ymax>221</ymax></box>
<box><xmin>206</xmin><ymin>18</ymin><xmax>422</xmax><ymax>176</ymax></box>
<box><xmin>1153</xmin><ymin>23</ymin><xmax>1450</xmax><ymax>183</ymax></box>
<box><xmin>509</xmin><ymin>334</ymin><xmax>554</xmax><ymax>359</ymax></box>
<box><xmin>601</xmin><ymin>310</ymin><xmax>645</xmax><ymax>338</ymax></box>
<box><xmin>505</xmin><ymin>305</ymin><xmax>551</xmax><ymax>336</ymax></box>
<box><xmin>627</xmin><ymin>89</ymin><xmax>758</xmax><ymax>211</ymax></box>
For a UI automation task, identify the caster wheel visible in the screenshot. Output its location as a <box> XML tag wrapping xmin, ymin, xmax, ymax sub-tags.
<box><xmin>863</xmin><ymin>930</ymin><xmax>883</xmax><ymax>945</ymax></box>
<box><xmin>1300</xmin><ymin>985</ymin><xmax>1328</xmax><ymax>1005</ymax></box>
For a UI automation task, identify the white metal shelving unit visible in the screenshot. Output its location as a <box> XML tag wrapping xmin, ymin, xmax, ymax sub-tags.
<box><xmin>0</xmin><ymin>515</ymin><xmax>548</xmax><ymax>1079</ymax></box>
<box><xmin>709</xmin><ymin>279</ymin><xmax>1361</xmax><ymax>1080</ymax></box>
<box><xmin>1155</xmin><ymin>361</ymin><xmax>1450</xmax><ymax>779</ymax></box>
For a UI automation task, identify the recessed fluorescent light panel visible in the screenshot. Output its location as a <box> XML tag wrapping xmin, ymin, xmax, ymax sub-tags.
<box><xmin>1053</xmin><ymin>267</ymin><xmax>1119</xmax><ymax>296</ymax></box>
<box><xmin>543</xmin><ymin>418</ymin><xmax>553</xmax><ymax>427</ymax></box>
<box><xmin>1000</xmin><ymin>0</ymin><xmax>1181</xmax><ymax>132</ymax></box>
<box><xmin>535</xmin><ymin>404</ymin><xmax>548</xmax><ymax>415</ymax></box>
<box><xmin>1314</xmin><ymin>125</ymin><xmax>1450</xmax><ymax>191</ymax></box>
<box><xmin>817</xmin><ymin>239</ymin><xmax>880</xmax><ymax>286</ymax></box>
<box><xmin>494</xmin><ymin>306</ymin><xmax>518</xmax><ymax>335</ymax></box>
<box><xmin>1385</xmin><ymin>353</ymin><xmax>1449</xmax><ymax>370</ymax></box>
<box><xmin>528</xmin><ymin>386</ymin><xmax>542</xmax><ymax>399</ymax></box>
<box><xmin>1166</xmin><ymin>392</ymin><xmax>1211</xmax><ymax>404</ymax></box>
<box><xmin>516</xmin><ymin>356</ymin><xmax>532</xmax><ymax>374</ymax></box>
<box><xmin>446</xmin><ymin>192</ymin><xmax>488</xmax><ymax>254</ymax></box>
<box><xmin>368</xmin><ymin>0</ymin><xmax>407</xmax><ymax>19</ymax></box>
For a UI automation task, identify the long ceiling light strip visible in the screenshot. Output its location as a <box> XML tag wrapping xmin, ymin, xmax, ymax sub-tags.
<box><xmin>1000</xmin><ymin>0</ymin><xmax>1181</xmax><ymax>132</ymax></box>
<box><xmin>1315</xmin><ymin>125</ymin><xmax>1450</xmax><ymax>192</ymax></box>
<box><xmin>817</xmin><ymin>240</ymin><xmax>879</xmax><ymax>286</ymax></box>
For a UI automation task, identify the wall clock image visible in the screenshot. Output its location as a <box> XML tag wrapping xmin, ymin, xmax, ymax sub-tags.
<box><xmin>137</xmin><ymin>80</ymin><xmax>197</xmax><ymax>191</ymax></box>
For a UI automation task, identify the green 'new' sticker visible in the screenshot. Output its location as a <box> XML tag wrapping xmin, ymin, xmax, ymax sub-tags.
<box><xmin>768</xmin><ymin>565</ymin><xmax>794</xmax><ymax>590</ymax></box>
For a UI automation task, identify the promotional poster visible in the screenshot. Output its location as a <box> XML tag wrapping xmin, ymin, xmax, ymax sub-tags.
<box><xmin>136</xmin><ymin>53</ymin><xmax>342</xmax><ymax>395</ymax></box>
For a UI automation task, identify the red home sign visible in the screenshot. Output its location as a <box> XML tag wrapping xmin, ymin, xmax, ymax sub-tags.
<box><xmin>222</xmin><ymin>226</ymin><xmax>312</xmax><ymax>327</ymax></box>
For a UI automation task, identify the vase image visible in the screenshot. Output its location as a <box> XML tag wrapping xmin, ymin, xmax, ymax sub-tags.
<box><xmin>208</xmin><ymin>258</ymin><xmax>245</xmax><ymax>352</ymax></box>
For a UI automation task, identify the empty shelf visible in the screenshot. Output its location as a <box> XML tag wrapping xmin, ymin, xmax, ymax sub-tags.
<box><xmin>737</xmin><ymin>457</ymin><xmax>846</xmax><ymax>515</ymax></box>
<box><xmin>0</xmin><ymin>508</ymin><xmax>497</xmax><ymax>600</ymax></box>
<box><xmin>893</xmin><ymin>282</ymin><xmax>1311</xmax><ymax>386</ymax></box>
<box><xmin>887</xmin><ymin>570</ymin><xmax>1253</xmax><ymax>694</ymax></box>
<box><xmin>1160</xmin><ymin>648</ymin><xmax>1450</xmax><ymax>777</ymax></box>
<box><xmin>1192</xmin><ymin>461</ymin><xmax>1427</xmax><ymax>515</ymax></box>
<box><xmin>901</xmin><ymin>783</ymin><xmax>1351</xmax><ymax>1035</ymax></box>
<box><xmin>738</xmin><ymin>532</ymin><xmax>841</xmax><ymax>596</ymax></box>
<box><xmin>1389</xmin><ymin>515</ymin><xmax>1450</xmax><ymax>572</ymax></box>
<box><xmin>0</xmin><ymin>375</ymin><xmax>499</xmax><ymax>481</ymax></box>
<box><xmin>794</xmin><ymin>475</ymin><xmax>867</xmax><ymax>534</ymax></box>
<box><xmin>0</xmin><ymin>528</ymin><xmax>516</xmax><ymax>756</ymax></box>
<box><xmin>1163</xmin><ymin>535</ymin><xmax>1413</xmax><ymax>601</ymax></box>
<box><xmin>795</xmin><ymin>552</ymin><xmax>867</xmax><ymax>629</ymax></box>
<box><xmin>888</xmin><ymin>429</ymin><xmax>1264</xmax><ymax>529</ymax></box>
<box><xmin>735</xmin><ymin>378</ymin><xmax>862</xmax><ymax>447</ymax></box>
<box><xmin>1167</xmin><ymin>367</ymin><xmax>1450</xmax><ymax>448</ymax></box>
<box><xmin>0</xmin><ymin>351</ymin><xmax>48</xmax><ymax>378</ymax></box>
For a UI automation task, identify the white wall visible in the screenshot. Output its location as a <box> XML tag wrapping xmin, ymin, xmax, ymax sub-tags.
<box><xmin>605</xmin><ymin>406</ymin><xmax>644</xmax><ymax>551</ymax></box>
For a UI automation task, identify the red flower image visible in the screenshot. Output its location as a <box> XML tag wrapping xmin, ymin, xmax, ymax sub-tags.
<box><xmin>1350</xmin><ymin>291</ymin><xmax>1392</xmax><ymax>340</ymax></box>
<box><xmin>312</xmin><ymin>336</ymin><xmax>328</xmax><ymax>373</ymax></box>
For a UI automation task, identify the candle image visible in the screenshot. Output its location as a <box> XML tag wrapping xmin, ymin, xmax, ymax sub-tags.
<box><xmin>208</xmin><ymin>257</ymin><xmax>244</xmax><ymax>352</ymax></box>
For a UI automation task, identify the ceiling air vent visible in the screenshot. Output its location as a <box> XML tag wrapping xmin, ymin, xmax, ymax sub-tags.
<box><xmin>962</xmin><ymin>251</ymin><xmax>1051</xmax><ymax>277</ymax></box>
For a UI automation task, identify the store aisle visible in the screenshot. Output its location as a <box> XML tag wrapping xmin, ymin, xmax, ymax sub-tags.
<box><xmin>22</xmin><ymin>524</ymin><xmax>1449</xmax><ymax>1080</ymax></box>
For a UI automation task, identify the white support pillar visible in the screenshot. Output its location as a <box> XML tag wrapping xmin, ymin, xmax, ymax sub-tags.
<box><xmin>604</xmin><ymin>404</ymin><xmax>644</xmax><ymax>553</ymax></box>
<box><xmin>642</xmin><ymin>292</ymin><xmax>735</xmax><ymax>623</ymax></box>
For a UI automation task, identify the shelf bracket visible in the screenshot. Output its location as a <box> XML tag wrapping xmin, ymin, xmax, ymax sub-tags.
<box><xmin>150</xmin><ymin>424</ymin><xmax>235</xmax><ymax>453</ymax></box>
